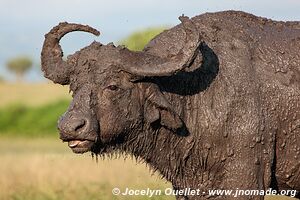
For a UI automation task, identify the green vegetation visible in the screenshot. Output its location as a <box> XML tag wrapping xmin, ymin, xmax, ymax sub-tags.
<box><xmin>0</xmin><ymin>83</ymin><xmax>70</xmax><ymax>137</ymax></box>
<box><xmin>119</xmin><ymin>27</ymin><xmax>167</xmax><ymax>51</ymax></box>
<box><xmin>6</xmin><ymin>56</ymin><xmax>33</xmax><ymax>81</ymax></box>
<box><xmin>0</xmin><ymin>100</ymin><xmax>70</xmax><ymax>137</ymax></box>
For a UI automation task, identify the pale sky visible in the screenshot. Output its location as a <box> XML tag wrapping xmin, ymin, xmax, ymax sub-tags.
<box><xmin>0</xmin><ymin>0</ymin><xmax>299</xmax><ymax>81</ymax></box>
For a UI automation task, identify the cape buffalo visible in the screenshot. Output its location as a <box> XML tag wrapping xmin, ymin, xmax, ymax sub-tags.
<box><xmin>41</xmin><ymin>11</ymin><xmax>300</xmax><ymax>200</ymax></box>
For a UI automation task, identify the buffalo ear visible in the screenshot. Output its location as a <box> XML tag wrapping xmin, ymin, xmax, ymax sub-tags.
<box><xmin>144</xmin><ymin>84</ymin><xmax>183</xmax><ymax>132</ymax></box>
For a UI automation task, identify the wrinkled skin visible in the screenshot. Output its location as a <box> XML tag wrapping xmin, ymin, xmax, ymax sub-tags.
<box><xmin>41</xmin><ymin>11</ymin><xmax>300</xmax><ymax>199</ymax></box>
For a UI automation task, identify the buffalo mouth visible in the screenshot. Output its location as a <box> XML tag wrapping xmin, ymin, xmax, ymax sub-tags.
<box><xmin>63</xmin><ymin>139</ymin><xmax>96</xmax><ymax>154</ymax></box>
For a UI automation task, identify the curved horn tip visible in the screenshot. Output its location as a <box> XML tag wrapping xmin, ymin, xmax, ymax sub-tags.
<box><xmin>88</xmin><ymin>27</ymin><xmax>100</xmax><ymax>36</ymax></box>
<box><xmin>46</xmin><ymin>22</ymin><xmax>100</xmax><ymax>38</ymax></box>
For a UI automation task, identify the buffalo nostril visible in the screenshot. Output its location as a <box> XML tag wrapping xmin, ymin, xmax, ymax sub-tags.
<box><xmin>74</xmin><ymin>119</ymin><xmax>86</xmax><ymax>132</ymax></box>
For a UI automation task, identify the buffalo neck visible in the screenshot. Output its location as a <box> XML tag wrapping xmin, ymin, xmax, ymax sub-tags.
<box><xmin>120</xmin><ymin>118</ymin><xmax>198</xmax><ymax>189</ymax></box>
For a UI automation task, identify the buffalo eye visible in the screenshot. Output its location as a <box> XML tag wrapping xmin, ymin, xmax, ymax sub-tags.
<box><xmin>106</xmin><ymin>85</ymin><xmax>119</xmax><ymax>91</ymax></box>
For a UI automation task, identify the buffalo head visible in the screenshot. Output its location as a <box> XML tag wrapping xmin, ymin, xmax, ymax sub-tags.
<box><xmin>41</xmin><ymin>17</ymin><xmax>202</xmax><ymax>154</ymax></box>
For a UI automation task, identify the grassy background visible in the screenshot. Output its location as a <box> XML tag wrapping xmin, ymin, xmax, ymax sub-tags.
<box><xmin>0</xmin><ymin>83</ymin><xmax>71</xmax><ymax>137</ymax></box>
<box><xmin>0</xmin><ymin>137</ymin><xmax>173</xmax><ymax>200</ymax></box>
<box><xmin>0</xmin><ymin>83</ymin><xmax>71</xmax><ymax>107</ymax></box>
<box><xmin>0</xmin><ymin>100</ymin><xmax>70</xmax><ymax>136</ymax></box>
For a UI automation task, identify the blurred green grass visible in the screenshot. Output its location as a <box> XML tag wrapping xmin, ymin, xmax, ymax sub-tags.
<box><xmin>0</xmin><ymin>100</ymin><xmax>69</xmax><ymax>137</ymax></box>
